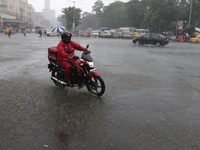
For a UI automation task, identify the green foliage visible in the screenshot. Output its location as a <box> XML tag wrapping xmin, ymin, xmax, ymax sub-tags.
<box><xmin>92</xmin><ymin>0</ymin><xmax>104</xmax><ymax>15</ymax></box>
<box><xmin>58</xmin><ymin>7</ymin><xmax>82</xmax><ymax>31</ymax></box>
<box><xmin>61</xmin><ymin>0</ymin><xmax>200</xmax><ymax>32</ymax></box>
<box><xmin>101</xmin><ymin>1</ymin><xmax>128</xmax><ymax>28</ymax></box>
<box><xmin>77</xmin><ymin>13</ymin><xmax>99</xmax><ymax>30</ymax></box>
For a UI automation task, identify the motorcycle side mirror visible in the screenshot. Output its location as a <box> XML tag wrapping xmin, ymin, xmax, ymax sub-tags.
<box><xmin>86</xmin><ymin>44</ymin><xmax>89</xmax><ymax>49</ymax></box>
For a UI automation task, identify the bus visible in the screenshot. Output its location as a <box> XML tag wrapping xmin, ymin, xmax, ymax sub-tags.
<box><xmin>135</xmin><ymin>29</ymin><xmax>149</xmax><ymax>35</ymax></box>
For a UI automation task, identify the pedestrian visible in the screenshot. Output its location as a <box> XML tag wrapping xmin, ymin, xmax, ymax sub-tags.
<box><xmin>38</xmin><ymin>30</ymin><xmax>42</xmax><ymax>38</ymax></box>
<box><xmin>43</xmin><ymin>30</ymin><xmax>47</xmax><ymax>37</ymax></box>
<box><xmin>23</xmin><ymin>29</ymin><xmax>26</xmax><ymax>36</ymax></box>
<box><xmin>186</xmin><ymin>33</ymin><xmax>190</xmax><ymax>42</ymax></box>
<box><xmin>8</xmin><ymin>29</ymin><xmax>11</xmax><ymax>38</ymax></box>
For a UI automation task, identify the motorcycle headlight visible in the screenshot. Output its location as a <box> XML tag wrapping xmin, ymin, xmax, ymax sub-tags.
<box><xmin>87</xmin><ymin>61</ymin><xmax>94</xmax><ymax>68</ymax></box>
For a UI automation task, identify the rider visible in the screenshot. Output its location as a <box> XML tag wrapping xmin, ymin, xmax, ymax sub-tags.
<box><xmin>57</xmin><ymin>31</ymin><xmax>91</xmax><ymax>87</ymax></box>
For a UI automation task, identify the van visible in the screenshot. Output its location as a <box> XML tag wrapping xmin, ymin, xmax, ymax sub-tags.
<box><xmin>135</xmin><ymin>29</ymin><xmax>149</xmax><ymax>35</ymax></box>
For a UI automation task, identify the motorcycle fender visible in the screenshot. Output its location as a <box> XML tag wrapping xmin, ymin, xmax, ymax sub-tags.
<box><xmin>88</xmin><ymin>72</ymin><xmax>100</xmax><ymax>79</ymax></box>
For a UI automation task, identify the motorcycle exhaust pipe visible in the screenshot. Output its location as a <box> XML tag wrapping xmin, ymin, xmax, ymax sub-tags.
<box><xmin>51</xmin><ymin>77</ymin><xmax>67</xmax><ymax>85</ymax></box>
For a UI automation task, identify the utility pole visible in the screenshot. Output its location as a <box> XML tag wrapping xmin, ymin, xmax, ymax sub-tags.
<box><xmin>188</xmin><ymin>0</ymin><xmax>193</xmax><ymax>26</ymax></box>
<box><xmin>66</xmin><ymin>0</ymin><xmax>82</xmax><ymax>30</ymax></box>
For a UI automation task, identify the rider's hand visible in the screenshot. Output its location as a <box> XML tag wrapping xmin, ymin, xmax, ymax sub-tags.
<box><xmin>68</xmin><ymin>56</ymin><xmax>73</xmax><ymax>59</ymax></box>
<box><xmin>86</xmin><ymin>50</ymin><xmax>91</xmax><ymax>54</ymax></box>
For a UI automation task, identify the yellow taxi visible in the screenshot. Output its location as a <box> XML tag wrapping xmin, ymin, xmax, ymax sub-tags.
<box><xmin>190</xmin><ymin>35</ymin><xmax>200</xmax><ymax>43</ymax></box>
<box><xmin>4</xmin><ymin>28</ymin><xmax>14</xmax><ymax>34</ymax></box>
<box><xmin>131</xmin><ymin>32</ymin><xmax>141</xmax><ymax>39</ymax></box>
<box><xmin>25</xmin><ymin>28</ymin><xmax>30</xmax><ymax>33</ymax></box>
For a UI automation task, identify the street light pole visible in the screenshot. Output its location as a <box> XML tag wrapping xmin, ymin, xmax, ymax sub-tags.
<box><xmin>188</xmin><ymin>0</ymin><xmax>193</xmax><ymax>26</ymax></box>
<box><xmin>73</xmin><ymin>1</ymin><xmax>75</xmax><ymax>29</ymax></box>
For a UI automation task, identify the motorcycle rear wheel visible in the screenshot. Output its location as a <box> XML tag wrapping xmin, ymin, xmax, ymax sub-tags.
<box><xmin>86</xmin><ymin>76</ymin><xmax>105</xmax><ymax>96</ymax></box>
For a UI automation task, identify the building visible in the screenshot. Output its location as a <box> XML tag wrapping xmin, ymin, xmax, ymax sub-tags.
<box><xmin>35</xmin><ymin>12</ymin><xmax>42</xmax><ymax>26</ymax></box>
<box><xmin>0</xmin><ymin>0</ymin><xmax>36</xmax><ymax>31</ymax></box>
<box><xmin>42</xmin><ymin>0</ymin><xmax>58</xmax><ymax>27</ymax></box>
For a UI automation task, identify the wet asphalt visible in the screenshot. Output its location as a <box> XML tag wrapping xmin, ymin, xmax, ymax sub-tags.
<box><xmin>0</xmin><ymin>33</ymin><xmax>200</xmax><ymax>150</ymax></box>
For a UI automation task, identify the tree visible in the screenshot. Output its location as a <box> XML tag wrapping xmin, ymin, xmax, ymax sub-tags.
<box><xmin>92</xmin><ymin>0</ymin><xmax>104</xmax><ymax>28</ymax></box>
<box><xmin>126</xmin><ymin>0</ymin><xmax>147</xmax><ymax>28</ymax></box>
<box><xmin>77</xmin><ymin>12</ymin><xmax>99</xmax><ymax>30</ymax></box>
<box><xmin>191</xmin><ymin>0</ymin><xmax>200</xmax><ymax>26</ymax></box>
<box><xmin>100</xmin><ymin>1</ymin><xmax>128</xmax><ymax>28</ymax></box>
<box><xmin>58</xmin><ymin>7</ymin><xmax>82</xmax><ymax>31</ymax></box>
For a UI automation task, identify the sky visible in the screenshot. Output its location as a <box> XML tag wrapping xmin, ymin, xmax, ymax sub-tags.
<box><xmin>28</xmin><ymin>0</ymin><xmax>130</xmax><ymax>17</ymax></box>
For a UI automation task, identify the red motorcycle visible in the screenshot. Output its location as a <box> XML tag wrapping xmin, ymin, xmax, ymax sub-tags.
<box><xmin>47</xmin><ymin>45</ymin><xmax>105</xmax><ymax>96</ymax></box>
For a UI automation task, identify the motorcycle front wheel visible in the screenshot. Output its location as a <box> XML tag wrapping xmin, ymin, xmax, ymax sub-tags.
<box><xmin>86</xmin><ymin>76</ymin><xmax>105</xmax><ymax>96</ymax></box>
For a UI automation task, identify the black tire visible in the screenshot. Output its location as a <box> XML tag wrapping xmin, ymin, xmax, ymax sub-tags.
<box><xmin>135</xmin><ymin>41</ymin><xmax>140</xmax><ymax>45</ymax></box>
<box><xmin>156</xmin><ymin>42</ymin><xmax>161</xmax><ymax>47</ymax></box>
<box><xmin>86</xmin><ymin>76</ymin><xmax>105</xmax><ymax>96</ymax></box>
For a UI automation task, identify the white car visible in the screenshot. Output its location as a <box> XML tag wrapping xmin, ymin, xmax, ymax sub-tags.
<box><xmin>47</xmin><ymin>32</ymin><xmax>60</xmax><ymax>37</ymax></box>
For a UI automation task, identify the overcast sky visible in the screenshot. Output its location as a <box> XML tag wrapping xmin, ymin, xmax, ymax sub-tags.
<box><xmin>28</xmin><ymin>0</ymin><xmax>129</xmax><ymax>17</ymax></box>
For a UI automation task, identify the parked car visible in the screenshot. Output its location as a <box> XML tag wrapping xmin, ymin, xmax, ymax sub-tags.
<box><xmin>47</xmin><ymin>32</ymin><xmax>60</xmax><ymax>37</ymax></box>
<box><xmin>4</xmin><ymin>28</ymin><xmax>14</xmax><ymax>34</ymax></box>
<box><xmin>133</xmin><ymin>33</ymin><xmax>169</xmax><ymax>46</ymax></box>
<box><xmin>189</xmin><ymin>35</ymin><xmax>200</xmax><ymax>43</ymax></box>
<box><xmin>131</xmin><ymin>32</ymin><xmax>141</xmax><ymax>39</ymax></box>
<box><xmin>111</xmin><ymin>32</ymin><xmax>120</xmax><ymax>38</ymax></box>
<box><xmin>122</xmin><ymin>32</ymin><xmax>132</xmax><ymax>39</ymax></box>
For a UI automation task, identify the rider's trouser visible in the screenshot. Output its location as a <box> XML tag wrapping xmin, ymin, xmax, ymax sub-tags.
<box><xmin>58</xmin><ymin>60</ymin><xmax>71</xmax><ymax>81</ymax></box>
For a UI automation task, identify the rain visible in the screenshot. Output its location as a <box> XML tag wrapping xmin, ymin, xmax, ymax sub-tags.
<box><xmin>0</xmin><ymin>0</ymin><xmax>200</xmax><ymax>149</ymax></box>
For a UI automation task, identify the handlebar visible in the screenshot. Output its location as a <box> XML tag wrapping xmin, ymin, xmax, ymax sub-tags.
<box><xmin>83</xmin><ymin>44</ymin><xmax>89</xmax><ymax>54</ymax></box>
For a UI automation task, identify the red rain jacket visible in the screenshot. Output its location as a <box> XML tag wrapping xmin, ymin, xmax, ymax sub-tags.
<box><xmin>57</xmin><ymin>40</ymin><xmax>86</xmax><ymax>62</ymax></box>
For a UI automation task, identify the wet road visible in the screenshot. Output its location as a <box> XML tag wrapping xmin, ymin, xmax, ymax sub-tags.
<box><xmin>0</xmin><ymin>33</ymin><xmax>200</xmax><ymax>150</ymax></box>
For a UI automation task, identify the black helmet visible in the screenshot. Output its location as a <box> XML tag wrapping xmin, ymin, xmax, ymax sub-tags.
<box><xmin>61</xmin><ymin>32</ymin><xmax>72</xmax><ymax>44</ymax></box>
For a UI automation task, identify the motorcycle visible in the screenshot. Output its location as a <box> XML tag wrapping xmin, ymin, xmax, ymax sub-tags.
<box><xmin>47</xmin><ymin>45</ymin><xmax>105</xmax><ymax>96</ymax></box>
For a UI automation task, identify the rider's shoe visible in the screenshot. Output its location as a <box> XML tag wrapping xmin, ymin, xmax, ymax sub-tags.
<box><xmin>67</xmin><ymin>82</ymin><xmax>74</xmax><ymax>87</ymax></box>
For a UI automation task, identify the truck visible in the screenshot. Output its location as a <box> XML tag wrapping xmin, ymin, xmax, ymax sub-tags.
<box><xmin>99</xmin><ymin>27</ymin><xmax>112</xmax><ymax>38</ymax></box>
<box><xmin>119</xmin><ymin>27</ymin><xmax>132</xmax><ymax>39</ymax></box>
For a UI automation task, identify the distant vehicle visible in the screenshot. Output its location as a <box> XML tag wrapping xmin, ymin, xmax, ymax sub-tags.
<box><xmin>120</xmin><ymin>27</ymin><xmax>131</xmax><ymax>39</ymax></box>
<box><xmin>120</xmin><ymin>27</ymin><xmax>136</xmax><ymax>33</ymax></box>
<box><xmin>25</xmin><ymin>28</ymin><xmax>30</xmax><ymax>33</ymax></box>
<box><xmin>131</xmin><ymin>32</ymin><xmax>141</xmax><ymax>39</ymax></box>
<box><xmin>86</xmin><ymin>32</ymin><xmax>90</xmax><ymax>37</ymax></box>
<box><xmin>103</xmin><ymin>30</ymin><xmax>112</xmax><ymax>38</ymax></box>
<box><xmin>111</xmin><ymin>32</ymin><xmax>120</xmax><ymax>38</ymax></box>
<box><xmin>91</xmin><ymin>30</ymin><xmax>99</xmax><ymax>37</ymax></box>
<box><xmin>122</xmin><ymin>32</ymin><xmax>131</xmax><ymax>39</ymax></box>
<box><xmin>35</xmin><ymin>26</ymin><xmax>44</xmax><ymax>33</ymax></box>
<box><xmin>31</xmin><ymin>29</ymin><xmax>35</xmax><ymax>33</ymax></box>
<box><xmin>189</xmin><ymin>35</ymin><xmax>200</xmax><ymax>43</ymax></box>
<box><xmin>135</xmin><ymin>29</ymin><xmax>149</xmax><ymax>35</ymax></box>
<box><xmin>99</xmin><ymin>27</ymin><xmax>111</xmax><ymax>38</ymax></box>
<box><xmin>47</xmin><ymin>32</ymin><xmax>60</xmax><ymax>37</ymax></box>
<box><xmin>133</xmin><ymin>33</ymin><xmax>169</xmax><ymax>47</ymax></box>
<box><xmin>79</xmin><ymin>31</ymin><xmax>85</xmax><ymax>37</ymax></box>
<box><xmin>4</xmin><ymin>28</ymin><xmax>14</xmax><ymax>34</ymax></box>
